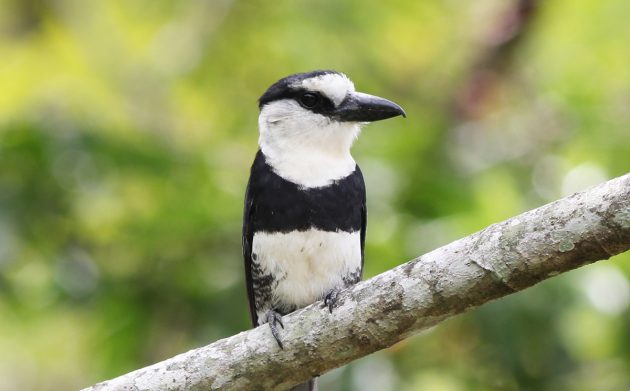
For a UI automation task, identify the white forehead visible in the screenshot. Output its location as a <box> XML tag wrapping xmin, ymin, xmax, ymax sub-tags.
<box><xmin>293</xmin><ymin>73</ymin><xmax>355</xmax><ymax>106</ymax></box>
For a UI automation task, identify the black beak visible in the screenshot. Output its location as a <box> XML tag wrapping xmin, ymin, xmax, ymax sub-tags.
<box><xmin>333</xmin><ymin>92</ymin><xmax>406</xmax><ymax>122</ymax></box>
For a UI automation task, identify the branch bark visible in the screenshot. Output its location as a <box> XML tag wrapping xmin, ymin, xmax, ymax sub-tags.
<box><xmin>83</xmin><ymin>174</ymin><xmax>630</xmax><ymax>391</ymax></box>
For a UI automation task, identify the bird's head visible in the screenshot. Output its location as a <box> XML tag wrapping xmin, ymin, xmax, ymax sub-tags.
<box><xmin>257</xmin><ymin>70</ymin><xmax>405</xmax><ymax>158</ymax></box>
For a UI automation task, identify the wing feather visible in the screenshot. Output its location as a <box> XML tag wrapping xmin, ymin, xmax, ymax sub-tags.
<box><xmin>243</xmin><ymin>170</ymin><xmax>258</xmax><ymax>326</ymax></box>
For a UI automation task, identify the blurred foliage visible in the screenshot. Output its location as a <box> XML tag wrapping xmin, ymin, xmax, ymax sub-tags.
<box><xmin>0</xmin><ymin>0</ymin><xmax>629</xmax><ymax>390</ymax></box>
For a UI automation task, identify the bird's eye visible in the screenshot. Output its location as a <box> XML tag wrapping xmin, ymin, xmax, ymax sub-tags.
<box><xmin>299</xmin><ymin>93</ymin><xmax>320</xmax><ymax>109</ymax></box>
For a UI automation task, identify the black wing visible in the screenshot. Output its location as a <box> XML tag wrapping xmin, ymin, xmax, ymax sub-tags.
<box><xmin>242</xmin><ymin>170</ymin><xmax>258</xmax><ymax>327</ymax></box>
<box><xmin>360</xmin><ymin>202</ymin><xmax>366</xmax><ymax>279</ymax></box>
<box><xmin>358</xmin><ymin>165</ymin><xmax>367</xmax><ymax>279</ymax></box>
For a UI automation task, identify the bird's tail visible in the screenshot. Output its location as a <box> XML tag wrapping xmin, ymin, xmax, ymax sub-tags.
<box><xmin>289</xmin><ymin>378</ymin><xmax>317</xmax><ymax>391</ymax></box>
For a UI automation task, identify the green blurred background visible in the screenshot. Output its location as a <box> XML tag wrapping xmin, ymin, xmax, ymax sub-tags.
<box><xmin>1</xmin><ymin>0</ymin><xmax>629</xmax><ymax>390</ymax></box>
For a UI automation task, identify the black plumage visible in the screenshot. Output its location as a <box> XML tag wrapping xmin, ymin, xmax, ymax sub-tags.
<box><xmin>242</xmin><ymin>150</ymin><xmax>366</xmax><ymax>326</ymax></box>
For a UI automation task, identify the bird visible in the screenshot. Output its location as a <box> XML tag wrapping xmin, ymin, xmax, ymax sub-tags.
<box><xmin>242</xmin><ymin>70</ymin><xmax>405</xmax><ymax>391</ymax></box>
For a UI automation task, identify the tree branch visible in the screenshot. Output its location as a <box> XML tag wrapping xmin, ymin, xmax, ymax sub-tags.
<box><xmin>83</xmin><ymin>174</ymin><xmax>630</xmax><ymax>391</ymax></box>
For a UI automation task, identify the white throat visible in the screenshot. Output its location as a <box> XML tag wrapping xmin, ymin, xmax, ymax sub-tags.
<box><xmin>258</xmin><ymin>100</ymin><xmax>360</xmax><ymax>189</ymax></box>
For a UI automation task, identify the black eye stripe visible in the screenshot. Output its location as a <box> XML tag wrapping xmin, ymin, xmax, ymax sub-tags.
<box><xmin>299</xmin><ymin>92</ymin><xmax>320</xmax><ymax>108</ymax></box>
<box><xmin>292</xmin><ymin>90</ymin><xmax>335</xmax><ymax>114</ymax></box>
<box><xmin>258</xmin><ymin>84</ymin><xmax>337</xmax><ymax>114</ymax></box>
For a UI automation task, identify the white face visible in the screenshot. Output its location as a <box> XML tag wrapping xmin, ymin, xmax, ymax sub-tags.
<box><xmin>258</xmin><ymin>73</ymin><xmax>362</xmax><ymax>188</ymax></box>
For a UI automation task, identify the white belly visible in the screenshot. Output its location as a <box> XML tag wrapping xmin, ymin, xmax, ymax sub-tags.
<box><xmin>252</xmin><ymin>229</ymin><xmax>361</xmax><ymax>312</ymax></box>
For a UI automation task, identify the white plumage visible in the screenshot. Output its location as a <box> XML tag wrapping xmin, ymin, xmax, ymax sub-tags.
<box><xmin>258</xmin><ymin>100</ymin><xmax>361</xmax><ymax>188</ymax></box>
<box><xmin>252</xmin><ymin>229</ymin><xmax>362</xmax><ymax>324</ymax></box>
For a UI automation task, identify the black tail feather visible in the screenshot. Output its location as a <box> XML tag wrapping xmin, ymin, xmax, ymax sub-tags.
<box><xmin>289</xmin><ymin>378</ymin><xmax>317</xmax><ymax>391</ymax></box>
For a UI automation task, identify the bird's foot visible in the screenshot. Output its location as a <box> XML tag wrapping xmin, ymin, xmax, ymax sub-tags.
<box><xmin>265</xmin><ymin>309</ymin><xmax>285</xmax><ymax>349</ymax></box>
<box><xmin>323</xmin><ymin>287</ymin><xmax>341</xmax><ymax>314</ymax></box>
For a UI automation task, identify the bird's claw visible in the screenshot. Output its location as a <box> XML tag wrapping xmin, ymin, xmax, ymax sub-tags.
<box><xmin>266</xmin><ymin>310</ymin><xmax>285</xmax><ymax>349</ymax></box>
<box><xmin>323</xmin><ymin>288</ymin><xmax>341</xmax><ymax>313</ymax></box>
